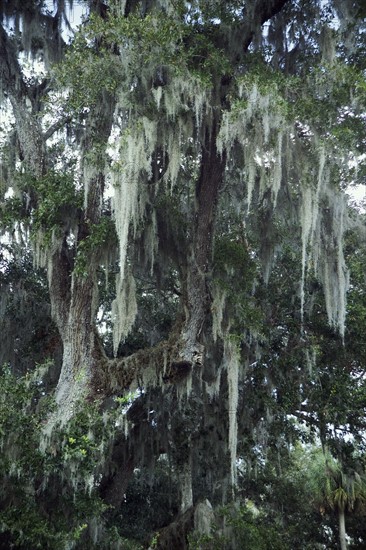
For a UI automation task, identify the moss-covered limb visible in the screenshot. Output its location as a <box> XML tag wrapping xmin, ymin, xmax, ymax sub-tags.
<box><xmin>43</xmin><ymin>115</ymin><xmax>73</xmax><ymax>141</ymax></box>
<box><xmin>93</xmin><ymin>327</ymin><xmax>193</xmax><ymax>395</ymax></box>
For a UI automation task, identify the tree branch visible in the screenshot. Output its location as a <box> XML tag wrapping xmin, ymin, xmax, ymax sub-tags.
<box><xmin>292</xmin><ymin>409</ymin><xmax>320</xmax><ymax>427</ymax></box>
<box><xmin>43</xmin><ymin>116</ymin><xmax>72</xmax><ymax>141</ymax></box>
<box><xmin>0</xmin><ymin>23</ymin><xmax>27</xmax><ymax>101</ymax></box>
<box><xmin>241</xmin><ymin>0</ymin><xmax>291</xmax><ymax>52</ymax></box>
<box><xmin>91</xmin><ymin>320</ymin><xmax>205</xmax><ymax>396</ymax></box>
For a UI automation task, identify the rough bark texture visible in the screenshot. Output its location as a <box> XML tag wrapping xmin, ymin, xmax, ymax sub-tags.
<box><xmin>183</xmin><ymin>122</ymin><xmax>226</xmax><ymax>357</ymax></box>
<box><xmin>54</xmin><ymin>96</ymin><xmax>115</xmax><ymax>414</ymax></box>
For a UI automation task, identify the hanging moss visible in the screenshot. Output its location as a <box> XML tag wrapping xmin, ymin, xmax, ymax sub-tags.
<box><xmin>225</xmin><ymin>339</ymin><xmax>240</xmax><ymax>489</ymax></box>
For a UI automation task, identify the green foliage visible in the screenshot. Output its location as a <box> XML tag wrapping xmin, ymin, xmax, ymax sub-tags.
<box><xmin>74</xmin><ymin>216</ymin><xmax>117</xmax><ymax>277</ymax></box>
<box><xmin>344</xmin><ymin>226</ymin><xmax>366</xmax><ymax>359</ymax></box>
<box><xmin>55</xmin><ymin>12</ymin><xmax>183</xmax><ymax>111</ymax></box>
<box><xmin>0</xmin><ymin>197</ymin><xmax>27</xmax><ymax>229</ymax></box>
<box><xmin>0</xmin><ymin>245</ymin><xmax>59</xmax><ymax>377</ymax></box>
<box><xmin>114</xmin><ymin>392</ymin><xmax>138</xmax><ymax>407</ymax></box>
<box><xmin>54</xmin><ymin>399</ymin><xmax>118</xmax><ymax>483</ymax></box>
<box><xmin>1</xmin><ymin>502</ymin><xmax>66</xmax><ymax>549</ymax></box>
<box><xmin>54</xmin><ymin>8</ymin><xmax>232</xmax><ymax>115</ymax></box>
<box><xmin>189</xmin><ymin>504</ymin><xmax>289</xmax><ymax>550</ymax></box>
<box><xmin>1</xmin><ymin>170</ymin><xmax>82</xmax><ymax>239</ymax></box>
<box><xmin>0</xmin><ymin>364</ymin><xmax>67</xmax><ymax>549</ymax></box>
<box><xmin>306</xmin><ymin>449</ymin><xmax>366</xmax><ymax>515</ymax></box>
<box><xmin>188</xmin><ymin>530</ymin><xmax>227</xmax><ymax>550</ymax></box>
<box><xmin>54</xmin><ymin>15</ymin><xmax>121</xmax><ymax>110</ymax></box>
<box><xmin>31</xmin><ymin>172</ymin><xmax>81</xmax><ymax>227</ymax></box>
<box><xmin>214</xmin><ymin>232</ymin><xmax>262</xmax><ymax>334</ymax></box>
<box><xmin>0</xmin><ymin>364</ymin><xmax>45</xmax><ymax>469</ymax></box>
<box><xmin>235</xmin><ymin>60</ymin><xmax>293</xmax><ymax>108</ymax></box>
<box><xmin>0</xmin><ymin>364</ymin><xmax>128</xmax><ymax>549</ymax></box>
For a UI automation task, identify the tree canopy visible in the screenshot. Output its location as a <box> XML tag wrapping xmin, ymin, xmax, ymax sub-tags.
<box><xmin>1</xmin><ymin>0</ymin><xmax>366</xmax><ymax>548</ymax></box>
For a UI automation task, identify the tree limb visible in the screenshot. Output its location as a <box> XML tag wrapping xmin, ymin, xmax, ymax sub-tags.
<box><xmin>240</xmin><ymin>0</ymin><xmax>291</xmax><ymax>52</ymax></box>
<box><xmin>0</xmin><ymin>22</ymin><xmax>28</xmax><ymax>101</ymax></box>
<box><xmin>43</xmin><ymin>116</ymin><xmax>72</xmax><ymax>141</ymax></box>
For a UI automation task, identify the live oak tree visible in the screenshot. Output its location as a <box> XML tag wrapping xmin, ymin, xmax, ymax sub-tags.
<box><xmin>1</xmin><ymin>0</ymin><xmax>366</xmax><ymax>548</ymax></box>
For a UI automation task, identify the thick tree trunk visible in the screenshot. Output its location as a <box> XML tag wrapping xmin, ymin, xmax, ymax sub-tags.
<box><xmin>53</xmin><ymin>95</ymin><xmax>115</xmax><ymax>416</ymax></box>
<box><xmin>170</xmin><ymin>120</ymin><xmax>227</xmax><ymax>515</ymax></box>
<box><xmin>2</xmin><ymin>23</ymin><xmax>114</xmax><ymax>416</ymax></box>
<box><xmin>53</xmin><ymin>274</ymin><xmax>101</xmax><ymax>410</ymax></box>
<box><xmin>183</xmin><ymin>121</ymin><xmax>226</xmax><ymax>357</ymax></box>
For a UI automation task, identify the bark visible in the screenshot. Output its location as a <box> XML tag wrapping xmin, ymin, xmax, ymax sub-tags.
<box><xmin>339</xmin><ymin>509</ymin><xmax>348</xmax><ymax>550</ymax></box>
<box><xmin>54</xmin><ymin>94</ymin><xmax>115</xmax><ymax>413</ymax></box>
<box><xmin>0</xmin><ymin>24</ymin><xmax>46</xmax><ymax>176</ymax></box>
<box><xmin>183</xmin><ymin>121</ymin><xmax>226</xmax><ymax>358</ymax></box>
<box><xmin>154</xmin><ymin>507</ymin><xmax>194</xmax><ymax>550</ymax></box>
<box><xmin>241</xmin><ymin>0</ymin><xmax>291</xmax><ymax>52</ymax></box>
<box><xmin>0</xmin><ymin>17</ymin><xmax>115</xmax><ymax>416</ymax></box>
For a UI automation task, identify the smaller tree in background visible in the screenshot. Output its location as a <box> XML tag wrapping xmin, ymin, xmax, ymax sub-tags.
<box><xmin>306</xmin><ymin>448</ymin><xmax>366</xmax><ymax>550</ymax></box>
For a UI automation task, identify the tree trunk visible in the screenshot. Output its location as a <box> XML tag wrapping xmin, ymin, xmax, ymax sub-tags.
<box><xmin>339</xmin><ymin>509</ymin><xmax>348</xmax><ymax>550</ymax></box>
<box><xmin>183</xmin><ymin>120</ymin><xmax>226</xmax><ymax>358</ymax></box>
<box><xmin>53</xmin><ymin>95</ymin><xmax>115</xmax><ymax>417</ymax></box>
